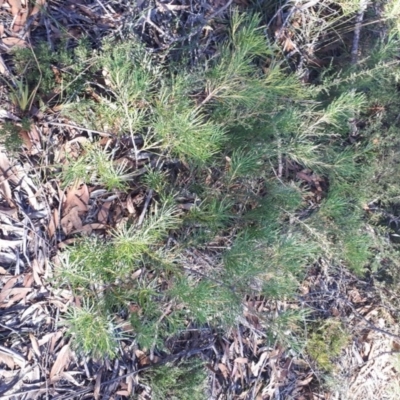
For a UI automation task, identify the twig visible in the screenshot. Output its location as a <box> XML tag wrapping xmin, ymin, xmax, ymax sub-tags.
<box><xmin>150</xmin><ymin>302</ymin><xmax>172</xmax><ymax>361</ymax></box>
<box><xmin>137</xmin><ymin>189</ymin><xmax>153</xmax><ymax>227</ymax></box>
<box><xmin>144</xmin><ymin>8</ymin><xmax>169</xmax><ymax>38</ymax></box>
<box><xmin>46</xmin><ymin>122</ymin><xmax>114</xmax><ymax>137</ymax></box>
<box><xmin>351</xmin><ymin>0</ymin><xmax>369</xmax><ymax>65</ymax></box>
<box><xmin>340</xmin><ymin>296</ymin><xmax>400</xmax><ymax>340</ymax></box>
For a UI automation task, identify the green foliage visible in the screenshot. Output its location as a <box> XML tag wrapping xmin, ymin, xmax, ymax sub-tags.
<box><xmin>144</xmin><ymin>361</ymin><xmax>207</xmax><ymax>400</ymax></box>
<box><xmin>169</xmin><ymin>277</ymin><xmax>240</xmax><ymax>326</ymax></box>
<box><xmin>306</xmin><ymin>319</ymin><xmax>350</xmax><ymax>372</ymax></box>
<box><xmin>153</xmin><ymin>105</ymin><xmax>225</xmax><ymax>164</ymax></box>
<box><xmin>0</xmin><ymin>120</ymin><xmax>26</xmax><ymax>152</ymax></box>
<box><xmin>113</xmin><ymin>203</ymin><xmax>181</xmax><ymax>263</ymax></box>
<box><xmin>3</xmin><ymin>78</ymin><xmax>37</xmax><ymax>112</ymax></box>
<box><xmin>65</xmin><ymin>300</ymin><xmax>121</xmax><ymax>359</ymax></box>
<box><xmin>60</xmin><ymin>143</ymin><xmax>133</xmax><ymax>190</ymax></box>
<box><xmin>46</xmin><ymin>6</ymin><xmax>400</xmax><ymax>371</ymax></box>
<box><xmin>12</xmin><ymin>39</ymin><xmax>92</xmax><ymax>105</ymax></box>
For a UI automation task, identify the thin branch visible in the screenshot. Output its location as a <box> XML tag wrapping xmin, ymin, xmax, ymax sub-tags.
<box><xmin>46</xmin><ymin>122</ymin><xmax>115</xmax><ymax>137</ymax></box>
<box><xmin>137</xmin><ymin>189</ymin><xmax>154</xmax><ymax>227</ymax></box>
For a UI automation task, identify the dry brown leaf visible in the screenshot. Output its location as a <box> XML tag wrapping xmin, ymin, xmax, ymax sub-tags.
<box><xmin>0</xmin><ymin>352</ymin><xmax>15</xmax><ymax>369</ymax></box>
<box><xmin>19</xmin><ymin>130</ymin><xmax>33</xmax><ymax>150</ymax></box>
<box><xmin>0</xmin><ymin>205</ymin><xmax>17</xmax><ymax>217</ymax></box>
<box><xmin>32</xmin><ymin>268</ymin><xmax>43</xmax><ymax>286</ymax></box>
<box><xmin>2</xmin><ymin>276</ymin><xmax>18</xmax><ymax>292</ymax></box>
<box><xmin>29</xmin><ymin>333</ymin><xmax>41</xmax><ymax>357</ymax></box>
<box><xmin>131</xmin><ymin>269</ymin><xmax>142</xmax><ymax>280</ymax></box>
<box><xmin>30</xmin><ymin>0</ymin><xmax>45</xmax><ymax>17</ymax></box>
<box><xmin>38</xmin><ymin>331</ymin><xmax>62</xmax><ymax>347</ymax></box>
<box><xmin>93</xmin><ymin>367</ymin><xmax>102</xmax><ymax>400</ymax></box>
<box><xmin>22</xmin><ymin>273</ymin><xmax>33</xmax><ymax>288</ymax></box>
<box><xmin>0</xmin><ymin>150</ymin><xmax>14</xmax><ymax>207</ymax></box>
<box><xmin>21</xmin><ymin>124</ymin><xmax>42</xmax><ymax>155</ymax></box>
<box><xmin>283</xmin><ymin>36</ymin><xmax>296</xmax><ymax>52</ymax></box>
<box><xmin>50</xmin><ymin>344</ymin><xmax>71</xmax><ymax>381</ymax></box>
<box><xmin>57</xmin><ymin>238</ymin><xmax>76</xmax><ymax>249</ymax></box>
<box><xmin>218</xmin><ymin>363</ymin><xmax>229</xmax><ymax>379</ymax></box>
<box><xmin>48</xmin><ymin>299</ymin><xmax>68</xmax><ymax>312</ymax></box>
<box><xmin>0</xmin><ymin>288</ymin><xmax>31</xmax><ymax>307</ymax></box>
<box><xmin>97</xmin><ymin>201</ymin><xmax>111</xmax><ymax>224</ymax></box>
<box><xmin>1</xmin><ymin>157</ymin><xmax>41</xmax><ymax>210</ymax></box>
<box><xmin>8</xmin><ymin>0</ymin><xmax>21</xmax><ymax>16</ymax></box>
<box><xmin>234</xmin><ymin>357</ymin><xmax>248</xmax><ymax>364</ymax></box>
<box><xmin>13</xmin><ymin>8</ymin><xmax>28</xmax><ymax>32</ymax></box>
<box><xmin>2</xmin><ymin>37</ymin><xmax>28</xmax><ymax>48</ymax></box>
<box><xmin>251</xmin><ymin>352</ymin><xmax>268</xmax><ymax>376</ymax></box>
<box><xmin>47</xmin><ymin>209</ymin><xmax>58</xmax><ymax>238</ymax></box>
<box><xmin>297</xmin><ymin>374</ymin><xmax>313</xmax><ymax>386</ymax></box>
<box><xmin>32</xmin><ymin>258</ymin><xmax>44</xmax><ymax>285</ymax></box>
<box><xmin>64</xmin><ymin>183</ymin><xmax>89</xmax><ymax>216</ymax></box>
<box><xmin>126</xmin><ymin>194</ymin><xmax>136</xmax><ymax>215</ymax></box>
<box><xmin>135</xmin><ymin>350</ymin><xmax>150</xmax><ymax>367</ymax></box>
<box><xmin>116</xmin><ymin>390</ymin><xmax>130</xmax><ymax>396</ymax></box>
<box><xmin>61</xmin><ymin>206</ymin><xmax>82</xmax><ymax>235</ymax></box>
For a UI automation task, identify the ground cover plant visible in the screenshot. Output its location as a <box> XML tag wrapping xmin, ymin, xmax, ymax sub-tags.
<box><xmin>2</xmin><ymin>0</ymin><xmax>400</xmax><ymax>399</ymax></box>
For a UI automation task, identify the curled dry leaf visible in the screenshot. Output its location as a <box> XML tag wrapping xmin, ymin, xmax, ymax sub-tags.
<box><xmin>61</xmin><ymin>206</ymin><xmax>82</xmax><ymax>235</ymax></box>
<box><xmin>29</xmin><ymin>333</ymin><xmax>41</xmax><ymax>358</ymax></box>
<box><xmin>64</xmin><ymin>183</ymin><xmax>89</xmax><ymax>216</ymax></box>
<box><xmin>97</xmin><ymin>201</ymin><xmax>111</xmax><ymax>224</ymax></box>
<box><xmin>50</xmin><ymin>344</ymin><xmax>71</xmax><ymax>382</ymax></box>
<box><xmin>93</xmin><ymin>367</ymin><xmax>103</xmax><ymax>400</ymax></box>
